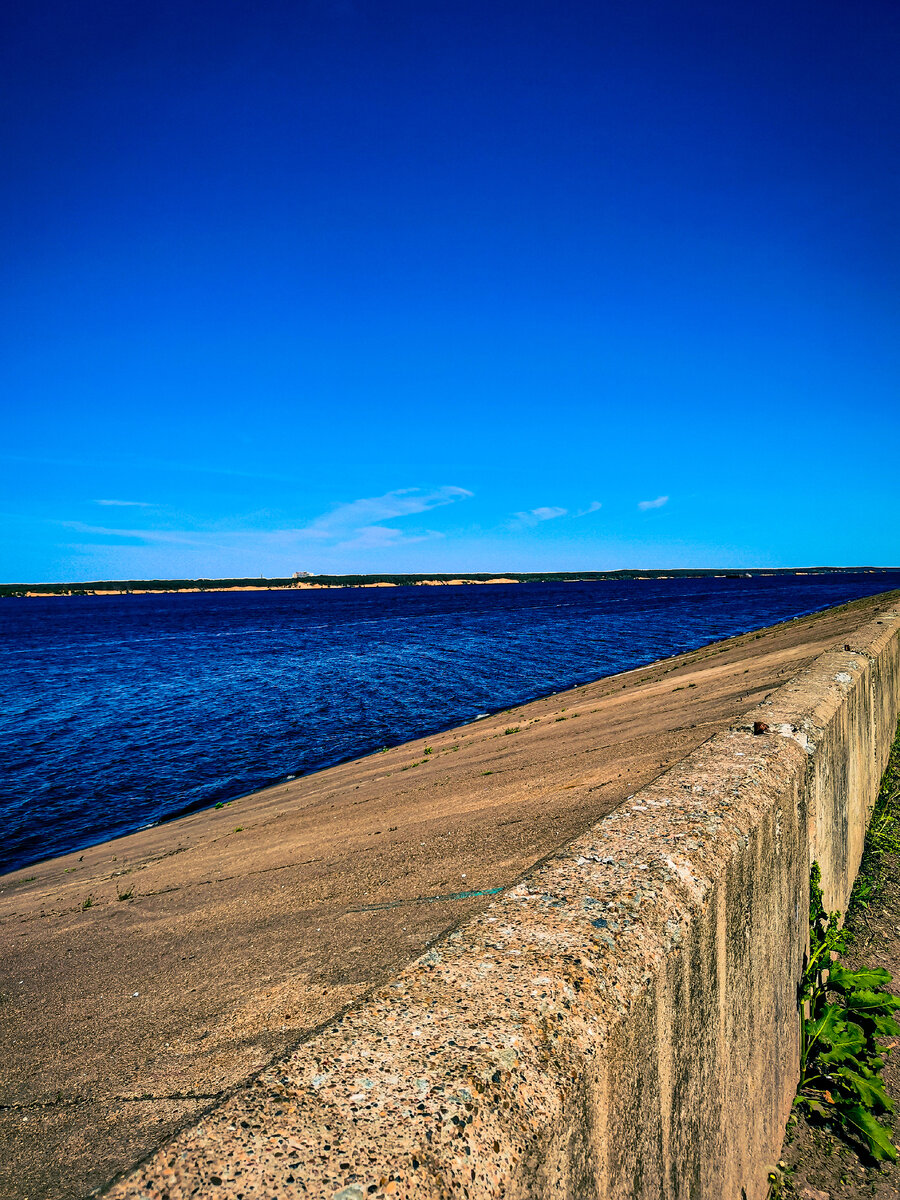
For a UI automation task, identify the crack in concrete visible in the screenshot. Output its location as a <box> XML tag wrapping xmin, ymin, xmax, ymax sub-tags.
<box><xmin>0</xmin><ymin>1092</ymin><xmax>222</xmax><ymax>1113</ymax></box>
<box><xmin>349</xmin><ymin>886</ymin><xmax>504</xmax><ymax>912</ymax></box>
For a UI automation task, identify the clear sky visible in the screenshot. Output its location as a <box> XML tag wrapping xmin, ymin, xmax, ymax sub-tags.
<box><xmin>2</xmin><ymin>0</ymin><xmax>899</xmax><ymax>581</ymax></box>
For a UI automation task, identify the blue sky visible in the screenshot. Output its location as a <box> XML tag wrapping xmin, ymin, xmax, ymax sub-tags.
<box><xmin>2</xmin><ymin>0</ymin><xmax>899</xmax><ymax>581</ymax></box>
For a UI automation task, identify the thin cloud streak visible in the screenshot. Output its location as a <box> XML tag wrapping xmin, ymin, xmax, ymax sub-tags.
<box><xmin>638</xmin><ymin>496</ymin><xmax>669</xmax><ymax>511</ymax></box>
<box><xmin>511</xmin><ymin>506</ymin><xmax>568</xmax><ymax>528</ymax></box>
<box><xmin>94</xmin><ymin>499</ymin><xmax>152</xmax><ymax>507</ymax></box>
<box><xmin>299</xmin><ymin>486</ymin><xmax>472</xmax><ymax>538</ymax></box>
<box><xmin>58</xmin><ymin>486</ymin><xmax>473</xmax><ymax>557</ymax></box>
<box><xmin>60</xmin><ymin>521</ymin><xmax>216</xmax><ymax>548</ymax></box>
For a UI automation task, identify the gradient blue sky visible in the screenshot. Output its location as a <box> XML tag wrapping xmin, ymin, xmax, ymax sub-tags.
<box><xmin>2</xmin><ymin>0</ymin><xmax>899</xmax><ymax>581</ymax></box>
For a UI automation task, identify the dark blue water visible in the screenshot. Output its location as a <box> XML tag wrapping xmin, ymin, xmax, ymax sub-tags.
<box><xmin>2</xmin><ymin>574</ymin><xmax>899</xmax><ymax>876</ymax></box>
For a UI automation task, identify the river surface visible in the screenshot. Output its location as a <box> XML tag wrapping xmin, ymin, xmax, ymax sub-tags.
<box><xmin>2</xmin><ymin>573</ymin><xmax>899</xmax><ymax>875</ymax></box>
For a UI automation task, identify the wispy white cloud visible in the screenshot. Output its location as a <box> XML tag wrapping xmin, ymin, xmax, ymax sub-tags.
<box><xmin>638</xmin><ymin>495</ymin><xmax>669</xmax><ymax>511</ymax></box>
<box><xmin>59</xmin><ymin>486</ymin><xmax>473</xmax><ymax>558</ymax></box>
<box><xmin>511</xmin><ymin>506</ymin><xmax>568</xmax><ymax>528</ymax></box>
<box><xmin>334</xmin><ymin>525</ymin><xmax>437</xmax><ymax>552</ymax></box>
<box><xmin>575</xmin><ymin>500</ymin><xmax>603</xmax><ymax>517</ymax></box>
<box><xmin>94</xmin><ymin>499</ymin><xmax>152</xmax><ymax>507</ymax></box>
<box><xmin>60</xmin><ymin>521</ymin><xmax>212</xmax><ymax>547</ymax></box>
<box><xmin>299</xmin><ymin>486</ymin><xmax>472</xmax><ymax>541</ymax></box>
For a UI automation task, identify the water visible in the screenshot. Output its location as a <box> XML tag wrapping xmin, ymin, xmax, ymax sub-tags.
<box><xmin>1</xmin><ymin>574</ymin><xmax>898</xmax><ymax>876</ymax></box>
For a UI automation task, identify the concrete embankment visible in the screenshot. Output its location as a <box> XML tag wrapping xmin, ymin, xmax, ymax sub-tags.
<box><xmin>90</xmin><ymin>597</ymin><xmax>900</xmax><ymax>1200</ymax></box>
<box><xmin>1</xmin><ymin>594</ymin><xmax>897</xmax><ymax>1200</ymax></box>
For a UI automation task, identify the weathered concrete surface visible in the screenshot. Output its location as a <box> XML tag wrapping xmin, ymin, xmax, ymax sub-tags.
<box><xmin>1</xmin><ymin>593</ymin><xmax>896</xmax><ymax>1200</ymax></box>
<box><xmin>748</xmin><ymin>612</ymin><xmax>900</xmax><ymax>914</ymax></box>
<box><xmin>93</xmin><ymin>597</ymin><xmax>900</xmax><ymax>1200</ymax></box>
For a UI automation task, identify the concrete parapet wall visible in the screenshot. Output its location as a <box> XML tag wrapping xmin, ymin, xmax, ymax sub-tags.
<box><xmin>107</xmin><ymin>604</ymin><xmax>900</xmax><ymax>1200</ymax></box>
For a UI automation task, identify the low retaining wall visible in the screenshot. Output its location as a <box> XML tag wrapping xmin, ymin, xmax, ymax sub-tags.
<box><xmin>106</xmin><ymin>604</ymin><xmax>900</xmax><ymax>1200</ymax></box>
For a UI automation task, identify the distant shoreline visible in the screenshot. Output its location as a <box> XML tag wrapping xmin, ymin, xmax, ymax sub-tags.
<box><xmin>2</xmin><ymin>567</ymin><xmax>896</xmax><ymax>598</ymax></box>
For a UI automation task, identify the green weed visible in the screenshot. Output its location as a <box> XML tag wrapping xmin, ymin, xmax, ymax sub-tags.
<box><xmin>796</xmin><ymin>863</ymin><xmax>899</xmax><ymax>1161</ymax></box>
<box><xmin>793</xmin><ymin>726</ymin><xmax>900</xmax><ymax>1161</ymax></box>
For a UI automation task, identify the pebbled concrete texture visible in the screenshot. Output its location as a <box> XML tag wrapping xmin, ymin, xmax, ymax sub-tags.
<box><xmin>9</xmin><ymin>596</ymin><xmax>890</xmax><ymax>1200</ymax></box>
<box><xmin>746</xmin><ymin>609</ymin><xmax>900</xmax><ymax>915</ymax></box>
<box><xmin>102</xmin><ymin>602</ymin><xmax>900</xmax><ymax>1200</ymax></box>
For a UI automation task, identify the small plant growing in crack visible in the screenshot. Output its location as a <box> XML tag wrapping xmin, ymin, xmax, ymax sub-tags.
<box><xmin>81</xmin><ymin>896</ymin><xmax>93</xmax><ymax>910</ymax></box>
<box><xmin>795</xmin><ymin>862</ymin><xmax>900</xmax><ymax>1161</ymax></box>
<box><xmin>117</xmin><ymin>887</ymin><xmax>134</xmax><ymax>901</ymax></box>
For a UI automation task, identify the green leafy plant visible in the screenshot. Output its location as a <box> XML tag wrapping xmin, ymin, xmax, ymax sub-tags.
<box><xmin>82</xmin><ymin>896</ymin><xmax>93</xmax><ymax>910</ymax></box>
<box><xmin>117</xmin><ymin>887</ymin><xmax>134</xmax><ymax>901</ymax></box>
<box><xmin>504</xmin><ymin>726</ymin><xmax>520</xmax><ymax>735</ymax></box>
<box><xmin>796</xmin><ymin>863</ymin><xmax>899</xmax><ymax>1161</ymax></box>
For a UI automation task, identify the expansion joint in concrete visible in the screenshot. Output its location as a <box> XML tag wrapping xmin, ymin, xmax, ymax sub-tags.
<box><xmin>0</xmin><ymin>1095</ymin><xmax>90</xmax><ymax>1111</ymax></box>
<box><xmin>1</xmin><ymin>1092</ymin><xmax>224</xmax><ymax>1113</ymax></box>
